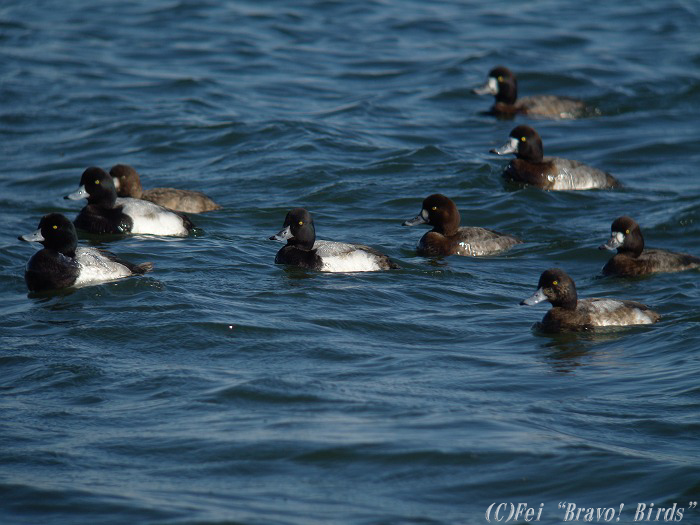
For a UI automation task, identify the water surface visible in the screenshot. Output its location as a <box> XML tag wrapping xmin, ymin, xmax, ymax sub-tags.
<box><xmin>2</xmin><ymin>1</ymin><xmax>700</xmax><ymax>524</ymax></box>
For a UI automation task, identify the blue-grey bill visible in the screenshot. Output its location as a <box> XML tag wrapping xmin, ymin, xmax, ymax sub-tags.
<box><xmin>490</xmin><ymin>137</ymin><xmax>519</xmax><ymax>156</ymax></box>
<box><xmin>19</xmin><ymin>229</ymin><xmax>44</xmax><ymax>243</ymax></box>
<box><xmin>599</xmin><ymin>234</ymin><xmax>623</xmax><ymax>251</ymax></box>
<box><xmin>402</xmin><ymin>214</ymin><xmax>428</xmax><ymax>227</ymax></box>
<box><xmin>521</xmin><ymin>288</ymin><xmax>547</xmax><ymax>306</ymax></box>
<box><xmin>65</xmin><ymin>185</ymin><xmax>88</xmax><ymax>200</ymax></box>
<box><xmin>269</xmin><ymin>225</ymin><xmax>293</xmax><ymax>241</ymax></box>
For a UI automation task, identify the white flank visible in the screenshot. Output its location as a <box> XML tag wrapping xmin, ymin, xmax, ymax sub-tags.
<box><xmin>585</xmin><ymin>299</ymin><xmax>655</xmax><ymax>326</ymax></box>
<box><xmin>117</xmin><ymin>198</ymin><xmax>189</xmax><ymax>236</ymax></box>
<box><xmin>549</xmin><ymin>158</ymin><xmax>608</xmax><ymax>190</ymax></box>
<box><xmin>73</xmin><ymin>247</ymin><xmax>132</xmax><ymax>286</ymax></box>
<box><xmin>313</xmin><ymin>240</ymin><xmax>382</xmax><ymax>272</ymax></box>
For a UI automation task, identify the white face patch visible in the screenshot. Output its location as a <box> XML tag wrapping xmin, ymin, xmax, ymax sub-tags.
<box><xmin>613</xmin><ymin>231</ymin><xmax>625</xmax><ymax>244</ymax></box>
<box><xmin>488</xmin><ymin>76</ymin><xmax>499</xmax><ymax>92</ymax></box>
<box><xmin>509</xmin><ymin>137</ymin><xmax>519</xmax><ymax>151</ymax></box>
<box><xmin>420</xmin><ymin>209</ymin><xmax>429</xmax><ymax>220</ymax></box>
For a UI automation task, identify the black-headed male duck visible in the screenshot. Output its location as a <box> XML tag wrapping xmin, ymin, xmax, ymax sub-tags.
<box><xmin>270</xmin><ymin>208</ymin><xmax>399</xmax><ymax>272</ymax></box>
<box><xmin>18</xmin><ymin>213</ymin><xmax>153</xmax><ymax>292</ymax></box>
<box><xmin>65</xmin><ymin>167</ymin><xmax>195</xmax><ymax>237</ymax></box>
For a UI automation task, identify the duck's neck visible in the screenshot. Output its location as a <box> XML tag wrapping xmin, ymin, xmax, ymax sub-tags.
<box><xmin>433</xmin><ymin>207</ymin><xmax>460</xmax><ymax>236</ymax></box>
<box><xmin>288</xmin><ymin>225</ymin><xmax>316</xmax><ymax>251</ymax></box>
<box><xmin>496</xmin><ymin>80</ymin><xmax>517</xmax><ymax>105</ymax></box>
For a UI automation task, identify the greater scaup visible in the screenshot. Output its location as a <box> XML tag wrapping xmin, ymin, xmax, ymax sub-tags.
<box><xmin>65</xmin><ymin>167</ymin><xmax>195</xmax><ymax>237</ymax></box>
<box><xmin>490</xmin><ymin>125</ymin><xmax>620</xmax><ymax>190</ymax></box>
<box><xmin>473</xmin><ymin>66</ymin><xmax>588</xmax><ymax>119</ymax></box>
<box><xmin>269</xmin><ymin>208</ymin><xmax>399</xmax><ymax>272</ymax></box>
<box><xmin>18</xmin><ymin>213</ymin><xmax>153</xmax><ymax>292</ymax></box>
<box><xmin>599</xmin><ymin>216</ymin><xmax>700</xmax><ymax>277</ymax></box>
<box><xmin>521</xmin><ymin>268</ymin><xmax>660</xmax><ymax>332</ymax></box>
<box><xmin>110</xmin><ymin>164</ymin><xmax>221</xmax><ymax>214</ymax></box>
<box><xmin>402</xmin><ymin>194</ymin><xmax>522</xmax><ymax>256</ymax></box>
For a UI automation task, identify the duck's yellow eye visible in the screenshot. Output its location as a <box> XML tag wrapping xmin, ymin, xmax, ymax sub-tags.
<box><xmin>298</xmin><ymin>221</ymin><xmax>303</xmax><ymax>226</ymax></box>
<box><xmin>52</xmin><ymin>225</ymin><xmax>58</xmax><ymax>230</ymax></box>
<box><xmin>431</xmin><ymin>206</ymin><xmax>437</xmax><ymax>211</ymax></box>
<box><xmin>95</xmin><ymin>179</ymin><xmax>100</xmax><ymax>185</ymax></box>
<box><xmin>552</xmin><ymin>280</ymin><xmax>558</xmax><ymax>286</ymax></box>
<box><xmin>625</xmin><ymin>229</ymin><xmax>630</xmax><ymax>234</ymax></box>
<box><xmin>520</xmin><ymin>136</ymin><xmax>527</xmax><ymax>142</ymax></box>
<box><xmin>497</xmin><ymin>76</ymin><xmax>503</xmax><ymax>82</ymax></box>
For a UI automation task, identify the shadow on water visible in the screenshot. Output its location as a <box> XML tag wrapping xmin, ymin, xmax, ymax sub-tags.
<box><xmin>279</xmin><ymin>265</ymin><xmax>317</xmax><ymax>280</ymax></box>
<box><xmin>27</xmin><ymin>287</ymin><xmax>78</xmax><ymax>304</ymax></box>
<box><xmin>530</xmin><ymin>324</ymin><xmax>640</xmax><ymax>373</ymax></box>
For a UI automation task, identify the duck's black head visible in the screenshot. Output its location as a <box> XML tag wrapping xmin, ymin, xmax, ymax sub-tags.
<box><xmin>18</xmin><ymin>212</ymin><xmax>78</xmax><ymax>256</ymax></box>
<box><xmin>65</xmin><ymin>167</ymin><xmax>118</xmax><ymax>207</ymax></box>
<box><xmin>269</xmin><ymin>207</ymin><xmax>316</xmax><ymax>250</ymax></box>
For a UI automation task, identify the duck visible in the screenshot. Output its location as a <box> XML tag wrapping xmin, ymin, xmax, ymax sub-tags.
<box><xmin>472</xmin><ymin>65</ymin><xmax>588</xmax><ymax>119</ymax></box>
<box><xmin>520</xmin><ymin>268</ymin><xmax>660</xmax><ymax>332</ymax></box>
<box><xmin>402</xmin><ymin>194</ymin><xmax>521</xmax><ymax>256</ymax></box>
<box><xmin>65</xmin><ymin>167</ymin><xmax>195</xmax><ymax>237</ymax></box>
<box><xmin>269</xmin><ymin>208</ymin><xmax>399</xmax><ymax>272</ymax></box>
<box><xmin>599</xmin><ymin>216</ymin><xmax>700</xmax><ymax>277</ymax></box>
<box><xmin>109</xmin><ymin>164</ymin><xmax>221</xmax><ymax>214</ymax></box>
<box><xmin>490</xmin><ymin>125</ymin><xmax>620</xmax><ymax>190</ymax></box>
<box><xmin>18</xmin><ymin>213</ymin><xmax>153</xmax><ymax>292</ymax></box>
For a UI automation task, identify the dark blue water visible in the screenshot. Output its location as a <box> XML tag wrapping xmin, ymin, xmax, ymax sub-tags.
<box><xmin>2</xmin><ymin>1</ymin><xmax>700</xmax><ymax>524</ymax></box>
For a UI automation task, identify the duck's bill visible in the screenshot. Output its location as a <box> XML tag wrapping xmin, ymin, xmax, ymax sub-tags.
<box><xmin>402</xmin><ymin>212</ymin><xmax>428</xmax><ymax>227</ymax></box>
<box><xmin>64</xmin><ymin>185</ymin><xmax>88</xmax><ymax>200</ymax></box>
<box><xmin>269</xmin><ymin>225</ymin><xmax>293</xmax><ymax>241</ymax></box>
<box><xmin>490</xmin><ymin>137</ymin><xmax>518</xmax><ymax>155</ymax></box>
<box><xmin>520</xmin><ymin>288</ymin><xmax>547</xmax><ymax>306</ymax></box>
<box><xmin>599</xmin><ymin>232</ymin><xmax>624</xmax><ymax>251</ymax></box>
<box><xmin>472</xmin><ymin>77</ymin><xmax>498</xmax><ymax>95</ymax></box>
<box><xmin>19</xmin><ymin>229</ymin><xmax>44</xmax><ymax>243</ymax></box>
